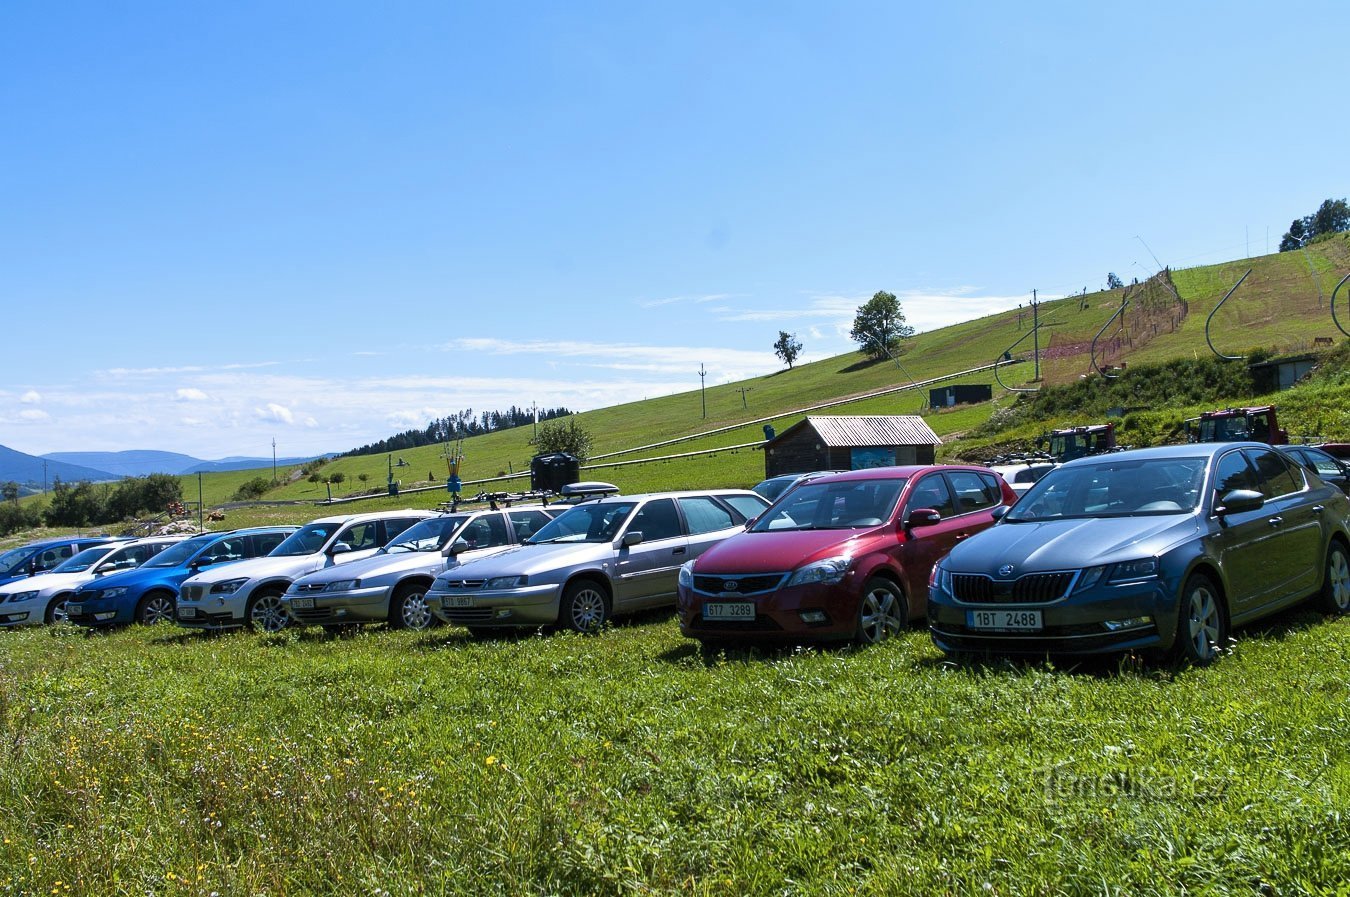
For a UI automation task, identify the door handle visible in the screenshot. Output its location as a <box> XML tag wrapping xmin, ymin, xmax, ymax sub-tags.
<box><xmin>672</xmin><ymin>547</ymin><xmax>687</xmax><ymax>556</ymax></box>
<box><xmin>1267</xmin><ymin>516</ymin><xmax>1283</xmax><ymax>527</ymax></box>
<box><xmin>1314</xmin><ymin>505</ymin><xmax>1326</xmax><ymax>514</ymax></box>
<box><xmin>954</xmin><ymin>533</ymin><xmax>971</xmax><ymax>542</ymax></box>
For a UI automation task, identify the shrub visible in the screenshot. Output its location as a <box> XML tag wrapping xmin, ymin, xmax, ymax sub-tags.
<box><xmin>232</xmin><ymin>477</ymin><xmax>272</xmax><ymax>501</ymax></box>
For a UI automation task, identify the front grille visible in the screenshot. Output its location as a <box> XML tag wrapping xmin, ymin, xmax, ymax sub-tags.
<box><xmin>181</xmin><ymin>585</ymin><xmax>206</xmax><ymax>601</ymax></box>
<box><xmin>293</xmin><ymin>583</ymin><xmax>326</xmax><ymax>594</ymax></box>
<box><xmin>439</xmin><ymin>579</ymin><xmax>487</xmax><ymax>591</ymax></box>
<box><xmin>951</xmin><ymin>571</ymin><xmax>1074</xmax><ymax>604</ymax></box>
<box><xmin>693</xmin><ymin>573</ymin><xmax>787</xmax><ymax>596</ymax></box>
<box><xmin>443</xmin><ymin>609</ymin><xmax>496</xmax><ymax>624</ymax></box>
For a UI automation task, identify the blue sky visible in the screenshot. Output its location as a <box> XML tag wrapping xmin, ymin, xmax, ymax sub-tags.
<box><xmin>2</xmin><ymin>1</ymin><xmax>1346</xmax><ymax>459</ymax></box>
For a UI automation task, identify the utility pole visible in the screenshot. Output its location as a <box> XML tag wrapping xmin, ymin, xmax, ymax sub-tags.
<box><xmin>197</xmin><ymin>472</ymin><xmax>204</xmax><ymax>532</ymax></box>
<box><xmin>1032</xmin><ymin>289</ymin><xmax>1041</xmax><ymax>382</ymax></box>
<box><xmin>531</xmin><ymin>401</ymin><xmax>538</xmax><ymax>438</ymax></box>
<box><xmin>737</xmin><ymin>386</ymin><xmax>752</xmax><ymax>409</ymax></box>
<box><xmin>698</xmin><ymin>364</ymin><xmax>707</xmax><ymax>418</ymax></box>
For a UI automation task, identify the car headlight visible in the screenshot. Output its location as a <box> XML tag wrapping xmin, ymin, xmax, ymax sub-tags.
<box><xmin>678</xmin><ymin>559</ymin><xmax>696</xmax><ymax>590</ymax></box>
<box><xmin>485</xmin><ymin>575</ymin><xmax>528</xmax><ymax>590</ymax></box>
<box><xmin>786</xmin><ymin>556</ymin><xmax>852</xmax><ymax>587</ymax></box>
<box><xmin>101</xmin><ymin>587</ymin><xmax>128</xmax><ymax>600</ymax></box>
<box><xmin>1108</xmin><ymin>558</ymin><xmax>1159</xmax><ymax>582</ymax></box>
<box><xmin>928</xmin><ymin>564</ymin><xmax>952</xmax><ymax>594</ymax></box>
<box><xmin>10</xmin><ymin>590</ymin><xmax>40</xmax><ymax>603</ymax></box>
<box><xmin>210</xmin><ymin>578</ymin><xmax>250</xmax><ymax>596</ymax></box>
<box><xmin>326</xmin><ymin>579</ymin><xmax>360</xmax><ymax>592</ymax></box>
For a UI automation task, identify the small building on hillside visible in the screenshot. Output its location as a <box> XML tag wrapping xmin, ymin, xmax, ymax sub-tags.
<box><xmin>929</xmin><ymin>384</ymin><xmax>993</xmax><ymax>408</ymax></box>
<box><xmin>763</xmin><ymin>415</ymin><xmax>942</xmax><ymax>478</ymax></box>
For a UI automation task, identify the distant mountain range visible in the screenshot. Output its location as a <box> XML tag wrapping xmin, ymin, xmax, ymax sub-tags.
<box><xmin>0</xmin><ymin>445</ymin><xmax>326</xmax><ymax>487</ymax></box>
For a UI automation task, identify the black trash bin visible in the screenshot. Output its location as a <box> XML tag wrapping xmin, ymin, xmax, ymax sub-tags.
<box><xmin>531</xmin><ymin>453</ymin><xmax>580</xmax><ymax>493</ymax></box>
<box><xmin>387</xmin><ymin>481</ymin><xmax>400</xmax><ymax>497</ymax></box>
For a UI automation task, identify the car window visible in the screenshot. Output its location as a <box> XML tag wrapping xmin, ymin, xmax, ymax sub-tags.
<box><xmin>250</xmin><ymin>531</ymin><xmax>291</xmax><ymax>555</ymax></box>
<box><xmin>945</xmin><ymin>470</ymin><xmax>1001</xmax><ymax>514</ymax></box>
<box><xmin>1300</xmin><ymin>449</ymin><xmax>1343</xmax><ymax>478</ymax></box>
<box><xmin>905</xmin><ymin>475</ymin><xmax>956</xmax><ymax>518</ymax></box>
<box><xmin>119</xmin><ymin>543</ymin><xmax>162</xmax><ymax>567</ymax></box>
<box><xmin>628</xmin><ymin>498</ymin><xmax>683</xmax><ymax>541</ymax></box>
<box><xmin>720</xmin><ymin>493</ymin><xmax>769</xmax><ymax>520</ymax></box>
<box><xmin>753</xmin><ymin>479</ymin><xmax>906</xmax><ymax>531</ymax></box>
<box><xmin>458</xmin><ymin>514</ymin><xmax>511</xmax><ymax>549</ymax></box>
<box><xmin>678</xmin><ymin>496</ymin><xmax>736</xmax><ymax>535</ymax></box>
<box><xmin>382</xmin><ymin>517</ymin><xmax>424</xmax><ymax>542</ymax></box>
<box><xmin>507</xmin><ymin>510</ymin><xmax>553</xmax><ymax>542</ymax></box>
<box><xmin>200</xmin><ymin>537</ymin><xmax>248</xmax><ymax>565</ymax></box>
<box><xmin>529</xmin><ymin>502</ymin><xmax>638</xmax><ymax>544</ymax></box>
<box><xmin>1212</xmin><ymin>451</ymin><xmax>1258</xmax><ymax>506</ymax></box>
<box><xmin>53</xmin><ymin>545</ymin><xmax>118</xmax><ymax>574</ymax></box>
<box><xmin>1247</xmin><ymin>448</ymin><xmax>1302</xmax><ymax>499</ymax></box>
<box><xmin>271</xmin><ymin>523</ymin><xmax>342</xmax><ymax>556</ymax></box>
<box><xmin>1012</xmin><ymin>458</ymin><xmax>1206</xmax><ymax>520</ymax></box>
<box><xmin>338</xmin><ymin>522</ymin><xmax>381</xmax><ymax>552</ymax></box>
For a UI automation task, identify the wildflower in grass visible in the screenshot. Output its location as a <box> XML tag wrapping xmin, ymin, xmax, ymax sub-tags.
<box><xmin>486</xmin><ymin>755</ymin><xmax>498</xmax><ymax>766</ymax></box>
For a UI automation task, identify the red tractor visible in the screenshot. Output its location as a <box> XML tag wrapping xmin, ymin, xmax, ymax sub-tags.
<box><xmin>1183</xmin><ymin>405</ymin><xmax>1288</xmax><ymax>445</ymax></box>
<box><xmin>1038</xmin><ymin>423</ymin><xmax>1118</xmax><ymax>462</ymax></box>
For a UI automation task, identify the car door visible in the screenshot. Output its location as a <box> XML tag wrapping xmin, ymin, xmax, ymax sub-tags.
<box><xmin>677</xmin><ymin>495</ymin><xmax>741</xmax><ymax>560</ymax></box>
<box><xmin>612</xmin><ymin>498</ymin><xmax>688</xmax><ymax>609</ymax></box>
<box><xmin>449</xmin><ymin>512</ymin><xmax>515</xmax><ymax>565</ymax></box>
<box><xmin>1207</xmin><ymin>449</ymin><xmax>1279</xmax><ymax>612</ymax></box>
<box><xmin>1246</xmin><ymin>447</ymin><xmax>1322</xmax><ymax>604</ymax></box>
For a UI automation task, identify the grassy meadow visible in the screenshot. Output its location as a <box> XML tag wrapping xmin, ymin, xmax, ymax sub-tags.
<box><xmin>1</xmin><ymin>608</ymin><xmax>1348</xmax><ymax>895</ymax></box>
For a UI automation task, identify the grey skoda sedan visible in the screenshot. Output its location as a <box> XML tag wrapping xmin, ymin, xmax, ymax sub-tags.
<box><xmin>426</xmin><ymin>489</ymin><xmax>770</xmax><ymax>634</ymax></box>
<box><xmin>929</xmin><ymin>442</ymin><xmax>1350</xmax><ymax>663</ymax></box>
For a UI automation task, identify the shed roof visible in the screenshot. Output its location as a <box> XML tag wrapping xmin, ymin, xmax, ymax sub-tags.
<box><xmin>788</xmin><ymin>415</ymin><xmax>942</xmax><ymax>447</ymax></box>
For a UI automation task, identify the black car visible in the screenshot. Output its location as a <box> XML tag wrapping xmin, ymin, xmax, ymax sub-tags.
<box><xmin>928</xmin><ymin>442</ymin><xmax>1350</xmax><ymax>664</ymax></box>
<box><xmin>1277</xmin><ymin>444</ymin><xmax>1350</xmax><ymax>496</ymax></box>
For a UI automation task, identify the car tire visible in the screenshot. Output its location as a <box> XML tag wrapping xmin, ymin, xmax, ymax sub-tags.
<box><xmin>1317</xmin><ymin>540</ymin><xmax>1350</xmax><ymax>615</ymax></box>
<box><xmin>390</xmin><ymin>583</ymin><xmax>433</xmax><ymax>631</ymax></box>
<box><xmin>560</xmin><ymin>579</ymin><xmax>609</xmax><ymax>633</ymax></box>
<box><xmin>136</xmin><ymin>591</ymin><xmax>176</xmax><ymax>626</ymax></box>
<box><xmin>247</xmin><ymin>589</ymin><xmax>290</xmax><ymax>633</ymax></box>
<box><xmin>854</xmin><ymin>577</ymin><xmax>907</xmax><ymax>645</ymax></box>
<box><xmin>1172</xmin><ymin>572</ymin><xmax>1227</xmax><ymax>665</ymax></box>
<box><xmin>45</xmin><ymin>593</ymin><xmax>73</xmax><ymax>625</ymax></box>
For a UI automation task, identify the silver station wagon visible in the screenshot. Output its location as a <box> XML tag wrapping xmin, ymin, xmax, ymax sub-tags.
<box><xmin>280</xmin><ymin>505</ymin><xmax>556</xmax><ymax>631</ymax></box>
<box><xmin>426</xmin><ymin>489</ymin><xmax>770</xmax><ymax>634</ymax></box>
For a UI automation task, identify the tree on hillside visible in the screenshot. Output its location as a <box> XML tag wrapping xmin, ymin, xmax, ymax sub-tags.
<box><xmin>531</xmin><ymin>417</ymin><xmax>595</xmax><ymax>461</ymax></box>
<box><xmin>2</xmin><ymin>481</ymin><xmax>18</xmax><ymax>504</ymax></box>
<box><xmin>1279</xmin><ymin>197</ymin><xmax>1350</xmax><ymax>251</ymax></box>
<box><xmin>773</xmin><ymin>331</ymin><xmax>802</xmax><ymax>369</ymax></box>
<box><xmin>850</xmin><ymin>291</ymin><xmax>915</xmax><ymax>360</ymax></box>
<box><xmin>1106</xmin><ymin>272</ymin><xmax>1124</xmax><ymax>290</ymax></box>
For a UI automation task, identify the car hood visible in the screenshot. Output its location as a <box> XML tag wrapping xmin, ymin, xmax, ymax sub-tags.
<box><xmin>0</xmin><ymin>570</ymin><xmax>95</xmax><ymax>595</ymax></box>
<box><xmin>944</xmin><ymin>514</ymin><xmax>1200</xmax><ymax>573</ymax></box>
<box><xmin>74</xmin><ymin>565</ymin><xmax>178</xmax><ymax>594</ymax></box>
<box><xmin>294</xmin><ymin>550</ymin><xmax>443</xmax><ymax>586</ymax></box>
<box><xmin>437</xmin><ymin>542</ymin><xmax>611</xmax><ymax>582</ymax></box>
<box><xmin>184</xmin><ymin>554</ymin><xmax>325</xmax><ymax>585</ymax></box>
<box><xmin>693</xmin><ymin>528</ymin><xmax>879</xmax><ymax>574</ymax></box>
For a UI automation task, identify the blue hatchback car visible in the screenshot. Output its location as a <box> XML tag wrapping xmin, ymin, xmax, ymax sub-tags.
<box><xmin>0</xmin><ymin>536</ymin><xmax>121</xmax><ymax>589</ymax></box>
<box><xmin>929</xmin><ymin>442</ymin><xmax>1350</xmax><ymax>664</ymax></box>
<box><xmin>66</xmin><ymin>526</ymin><xmax>297</xmax><ymax>627</ymax></box>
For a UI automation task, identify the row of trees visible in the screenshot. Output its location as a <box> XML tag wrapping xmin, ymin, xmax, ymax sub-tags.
<box><xmin>0</xmin><ymin>474</ymin><xmax>185</xmax><ymax>534</ymax></box>
<box><xmin>345</xmin><ymin>405</ymin><xmax>573</xmax><ymax>457</ymax></box>
<box><xmin>1280</xmin><ymin>197</ymin><xmax>1349</xmax><ymax>252</ymax></box>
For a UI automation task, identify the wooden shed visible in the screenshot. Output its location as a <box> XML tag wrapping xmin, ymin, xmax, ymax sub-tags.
<box><xmin>763</xmin><ymin>415</ymin><xmax>942</xmax><ymax>478</ymax></box>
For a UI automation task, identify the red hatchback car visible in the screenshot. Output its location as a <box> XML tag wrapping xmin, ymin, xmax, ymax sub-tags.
<box><xmin>677</xmin><ymin>466</ymin><xmax>1017</xmax><ymax>646</ymax></box>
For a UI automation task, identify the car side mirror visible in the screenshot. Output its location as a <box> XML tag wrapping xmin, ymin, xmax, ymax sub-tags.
<box><xmin>904</xmin><ymin>508</ymin><xmax>942</xmax><ymax>528</ymax></box>
<box><xmin>445</xmin><ymin>540</ymin><xmax>470</xmax><ymax>557</ymax></box>
<box><xmin>1216</xmin><ymin>489</ymin><xmax>1264</xmax><ymax>516</ymax></box>
<box><xmin>621</xmin><ymin>531</ymin><xmax>644</xmax><ymax>547</ymax></box>
<box><xmin>990</xmin><ymin>505</ymin><xmax>1010</xmax><ymax>521</ymax></box>
<box><xmin>329</xmin><ymin>542</ymin><xmax>353</xmax><ymax>555</ymax></box>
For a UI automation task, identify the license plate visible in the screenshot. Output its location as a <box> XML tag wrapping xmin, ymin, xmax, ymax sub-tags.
<box><xmin>178</xmin><ymin>607</ymin><xmax>197</xmax><ymax>618</ymax></box>
<box><xmin>445</xmin><ymin>596</ymin><xmax>475</xmax><ymax>608</ymax></box>
<box><xmin>967</xmin><ymin>609</ymin><xmax>1043</xmax><ymax>631</ymax></box>
<box><xmin>703</xmin><ymin>602</ymin><xmax>755</xmax><ymax>621</ymax></box>
<box><xmin>292</xmin><ymin>598</ymin><xmax>314</xmax><ymax>610</ymax></box>
<box><xmin>67</xmin><ymin>604</ymin><xmax>82</xmax><ymax>615</ymax></box>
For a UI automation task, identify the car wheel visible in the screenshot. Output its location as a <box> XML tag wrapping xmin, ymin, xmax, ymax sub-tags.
<box><xmin>136</xmin><ymin>592</ymin><xmax>176</xmax><ymax>626</ymax></box>
<box><xmin>1318</xmin><ymin>540</ymin><xmax>1350</xmax><ymax>614</ymax></box>
<box><xmin>854</xmin><ymin>577</ymin><xmax>907</xmax><ymax>645</ymax></box>
<box><xmin>247</xmin><ymin>590</ymin><xmax>290</xmax><ymax>633</ymax></box>
<box><xmin>560</xmin><ymin>580</ymin><xmax>609</xmax><ymax>633</ymax></box>
<box><xmin>45</xmin><ymin>594</ymin><xmax>73</xmax><ymax>625</ymax></box>
<box><xmin>390</xmin><ymin>583</ymin><xmax>433</xmax><ymax>631</ymax></box>
<box><xmin>1173</xmin><ymin>573</ymin><xmax>1227</xmax><ymax>664</ymax></box>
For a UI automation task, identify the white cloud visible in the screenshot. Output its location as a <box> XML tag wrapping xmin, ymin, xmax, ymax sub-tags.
<box><xmin>636</xmin><ymin>293</ymin><xmax>732</xmax><ymax>309</ymax></box>
<box><xmin>710</xmin><ymin>289</ymin><xmax>1036</xmax><ymax>334</ymax></box>
<box><xmin>254</xmin><ymin>403</ymin><xmax>295</xmax><ymax>425</ymax></box>
<box><xmin>20</xmin><ymin>391</ymin><xmax>41</xmax><ymax>404</ymax></box>
<box><xmin>19</xmin><ymin>409</ymin><xmax>49</xmax><ymax>422</ymax></box>
<box><xmin>176</xmin><ymin>388</ymin><xmax>210</xmax><ymax>402</ymax></box>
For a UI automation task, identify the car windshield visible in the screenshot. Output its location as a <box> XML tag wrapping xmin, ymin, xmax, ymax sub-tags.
<box><xmin>527</xmin><ymin>502</ymin><xmax>637</xmax><ymax>544</ymax></box>
<box><xmin>52</xmin><ymin>545</ymin><xmax>119</xmax><ymax>574</ymax></box>
<box><xmin>270</xmin><ymin>523</ymin><xmax>342</xmax><ymax>557</ymax></box>
<box><xmin>144</xmin><ymin>535</ymin><xmax>217</xmax><ymax>568</ymax></box>
<box><xmin>384</xmin><ymin>516</ymin><xmax>469</xmax><ymax>553</ymax></box>
<box><xmin>753</xmin><ymin>477</ymin><xmax>797</xmax><ymax>502</ymax></box>
<box><xmin>751</xmin><ymin>479</ymin><xmax>906</xmax><ymax>532</ymax></box>
<box><xmin>0</xmin><ymin>546</ymin><xmax>36</xmax><ymax>575</ymax></box>
<box><xmin>1008</xmin><ymin>457</ymin><xmax>1208</xmax><ymax>521</ymax></box>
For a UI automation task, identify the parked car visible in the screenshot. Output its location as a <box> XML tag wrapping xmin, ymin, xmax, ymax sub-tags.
<box><xmin>752</xmin><ymin>471</ymin><xmax>847</xmax><ymax>503</ymax></box>
<box><xmin>1277</xmin><ymin>444</ymin><xmax>1350</xmax><ymax>495</ymax></box>
<box><xmin>0</xmin><ymin>536</ymin><xmax>122</xmax><ymax>589</ymax></box>
<box><xmin>280</xmin><ymin>505</ymin><xmax>556</xmax><ymax>631</ymax></box>
<box><xmin>67</xmin><ymin>527</ymin><xmax>298</xmax><ymax>627</ymax></box>
<box><xmin>988</xmin><ymin>462</ymin><xmax>1057</xmax><ymax>497</ymax></box>
<box><xmin>0</xmin><ymin>536</ymin><xmax>182</xmax><ymax>626</ymax></box>
<box><xmin>928</xmin><ymin>443</ymin><xmax>1350</xmax><ymax>664</ymax></box>
<box><xmin>677</xmin><ymin>466</ymin><xmax>1016</xmax><ymax>646</ymax></box>
<box><xmin>426</xmin><ymin>490</ymin><xmax>770</xmax><ymax>634</ymax></box>
<box><xmin>176</xmin><ymin>510</ymin><xmax>433</xmax><ymax>632</ymax></box>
